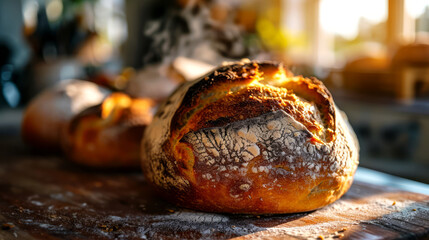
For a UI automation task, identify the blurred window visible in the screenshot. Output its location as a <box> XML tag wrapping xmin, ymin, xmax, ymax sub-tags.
<box><xmin>406</xmin><ymin>0</ymin><xmax>429</xmax><ymax>38</ymax></box>
<box><xmin>319</xmin><ymin>0</ymin><xmax>388</xmax><ymax>66</ymax></box>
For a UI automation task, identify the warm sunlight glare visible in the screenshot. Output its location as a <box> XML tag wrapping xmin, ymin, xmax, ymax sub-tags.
<box><xmin>320</xmin><ymin>0</ymin><xmax>387</xmax><ymax>39</ymax></box>
<box><xmin>405</xmin><ymin>0</ymin><xmax>429</xmax><ymax>18</ymax></box>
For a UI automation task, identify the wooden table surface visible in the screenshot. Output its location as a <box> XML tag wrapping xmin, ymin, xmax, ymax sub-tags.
<box><xmin>1</xmin><ymin>134</ymin><xmax>429</xmax><ymax>239</ymax></box>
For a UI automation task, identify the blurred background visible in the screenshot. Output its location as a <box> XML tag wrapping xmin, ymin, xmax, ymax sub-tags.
<box><xmin>1</xmin><ymin>0</ymin><xmax>429</xmax><ymax>182</ymax></box>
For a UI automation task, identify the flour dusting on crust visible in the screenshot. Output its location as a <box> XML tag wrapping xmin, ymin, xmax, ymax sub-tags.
<box><xmin>181</xmin><ymin>109</ymin><xmax>357</xmax><ymax>196</ymax></box>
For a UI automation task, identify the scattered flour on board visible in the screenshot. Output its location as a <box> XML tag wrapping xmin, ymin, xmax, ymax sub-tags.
<box><xmin>18</xmin><ymin>193</ymin><xmax>427</xmax><ymax>240</ymax></box>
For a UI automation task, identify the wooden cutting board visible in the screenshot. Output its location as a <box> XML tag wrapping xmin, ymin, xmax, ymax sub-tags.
<box><xmin>0</xmin><ymin>139</ymin><xmax>429</xmax><ymax>240</ymax></box>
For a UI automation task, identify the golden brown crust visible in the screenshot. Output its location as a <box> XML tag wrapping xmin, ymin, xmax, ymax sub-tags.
<box><xmin>141</xmin><ymin>60</ymin><xmax>359</xmax><ymax>214</ymax></box>
<box><xmin>169</xmin><ymin>61</ymin><xmax>335</xmax><ymax>144</ymax></box>
<box><xmin>63</xmin><ymin>93</ymin><xmax>154</xmax><ymax>168</ymax></box>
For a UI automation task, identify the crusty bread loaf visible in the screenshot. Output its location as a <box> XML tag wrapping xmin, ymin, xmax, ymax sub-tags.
<box><xmin>141</xmin><ymin>60</ymin><xmax>359</xmax><ymax>214</ymax></box>
<box><xmin>22</xmin><ymin>80</ymin><xmax>110</xmax><ymax>151</ymax></box>
<box><xmin>63</xmin><ymin>93</ymin><xmax>154</xmax><ymax>168</ymax></box>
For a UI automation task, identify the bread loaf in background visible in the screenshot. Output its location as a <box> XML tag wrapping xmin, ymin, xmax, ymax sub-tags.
<box><xmin>21</xmin><ymin>80</ymin><xmax>110</xmax><ymax>151</ymax></box>
<box><xmin>141</xmin><ymin>60</ymin><xmax>359</xmax><ymax>214</ymax></box>
<box><xmin>62</xmin><ymin>92</ymin><xmax>154</xmax><ymax>168</ymax></box>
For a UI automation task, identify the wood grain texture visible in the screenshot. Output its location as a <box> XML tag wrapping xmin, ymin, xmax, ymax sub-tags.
<box><xmin>0</xmin><ymin>137</ymin><xmax>428</xmax><ymax>240</ymax></box>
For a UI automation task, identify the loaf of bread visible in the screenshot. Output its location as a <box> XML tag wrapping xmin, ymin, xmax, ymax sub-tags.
<box><xmin>22</xmin><ymin>80</ymin><xmax>110</xmax><ymax>151</ymax></box>
<box><xmin>63</xmin><ymin>92</ymin><xmax>154</xmax><ymax>168</ymax></box>
<box><xmin>141</xmin><ymin>60</ymin><xmax>359</xmax><ymax>214</ymax></box>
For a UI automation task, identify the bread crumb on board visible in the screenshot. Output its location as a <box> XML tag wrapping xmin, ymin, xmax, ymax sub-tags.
<box><xmin>98</xmin><ymin>224</ymin><xmax>120</xmax><ymax>233</ymax></box>
<box><xmin>1</xmin><ymin>223</ymin><xmax>15</xmax><ymax>230</ymax></box>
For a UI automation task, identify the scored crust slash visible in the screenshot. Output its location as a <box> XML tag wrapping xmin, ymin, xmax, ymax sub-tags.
<box><xmin>141</xmin><ymin>60</ymin><xmax>359</xmax><ymax>214</ymax></box>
